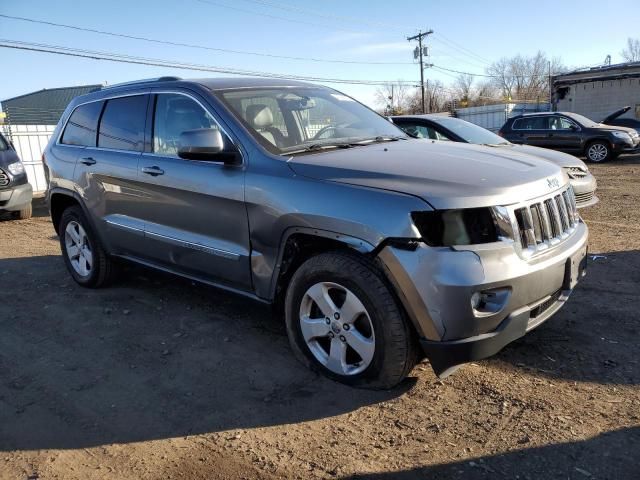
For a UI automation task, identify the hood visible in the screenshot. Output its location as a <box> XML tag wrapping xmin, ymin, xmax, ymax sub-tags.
<box><xmin>592</xmin><ymin>123</ymin><xmax>637</xmax><ymax>135</ymax></box>
<box><xmin>509</xmin><ymin>144</ymin><xmax>587</xmax><ymax>168</ymax></box>
<box><xmin>287</xmin><ymin>140</ymin><xmax>567</xmax><ymax>209</ymax></box>
<box><xmin>600</xmin><ymin>106</ymin><xmax>631</xmax><ymax>123</ymax></box>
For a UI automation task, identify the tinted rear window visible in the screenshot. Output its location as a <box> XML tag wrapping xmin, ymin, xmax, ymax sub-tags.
<box><xmin>61</xmin><ymin>101</ymin><xmax>104</xmax><ymax>146</ymax></box>
<box><xmin>98</xmin><ymin>95</ymin><xmax>147</xmax><ymax>151</ymax></box>
<box><xmin>512</xmin><ymin>116</ymin><xmax>549</xmax><ymax>130</ymax></box>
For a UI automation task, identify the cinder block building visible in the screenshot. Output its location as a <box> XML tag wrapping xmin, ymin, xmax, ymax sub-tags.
<box><xmin>553</xmin><ymin>62</ymin><xmax>640</xmax><ymax>123</ymax></box>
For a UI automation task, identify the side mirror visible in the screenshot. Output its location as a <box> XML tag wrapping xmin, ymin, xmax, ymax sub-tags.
<box><xmin>569</xmin><ymin>124</ymin><xmax>578</xmax><ymax>131</ymax></box>
<box><xmin>178</xmin><ymin>129</ymin><xmax>240</xmax><ymax>164</ymax></box>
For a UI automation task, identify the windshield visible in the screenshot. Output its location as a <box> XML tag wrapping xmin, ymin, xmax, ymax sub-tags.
<box><xmin>218</xmin><ymin>87</ymin><xmax>406</xmax><ymax>154</ymax></box>
<box><xmin>433</xmin><ymin>117</ymin><xmax>509</xmax><ymax>145</ymax></box>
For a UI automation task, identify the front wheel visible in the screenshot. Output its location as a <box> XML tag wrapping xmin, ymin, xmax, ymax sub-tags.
<box><xmin>285</xmin><ymin>252</ymin><xmax>418</xmax><ymax>389</ymax></box>
<box><xmin>585</xmin><ymin>141</ymin><xmax>611</xmax><ymax>162</ymax></box>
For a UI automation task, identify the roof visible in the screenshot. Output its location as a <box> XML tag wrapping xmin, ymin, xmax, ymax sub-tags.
<box><xmin>98</xmin><ymin>76</ymin><xmax>316</xmax><ymax>92</ymax></box>
<box><xmin>553</xmin><ymin>61</ymin><xmax>640</xmax><ymax>86</ymax></box>
<box><xmin>1</xmin><ymin>84</ymin><xmax>103</xmax><ymax>125</ymax></box>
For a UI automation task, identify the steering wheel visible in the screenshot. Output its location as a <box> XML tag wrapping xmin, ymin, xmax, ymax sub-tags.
<box><xmin>311</xmin><ymin>125</ymin><xmax>338</xmax><ymax>140</ymax></box>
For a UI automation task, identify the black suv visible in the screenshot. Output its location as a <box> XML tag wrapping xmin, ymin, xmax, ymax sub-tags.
<box><xmin>0</xmin><ymin>132</ymin><xmax>32</xmax><ymax>219</ymax></box>
<box><xmin>499</xmin><ymin>112</ymin><xmax>640</xmax><ymax>162</ymax></box>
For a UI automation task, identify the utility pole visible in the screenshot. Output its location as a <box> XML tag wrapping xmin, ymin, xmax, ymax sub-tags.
<box><xmin>407</xmin><ymin>29</ymin><xmax>433</xmax><ymax>114</ymax></box>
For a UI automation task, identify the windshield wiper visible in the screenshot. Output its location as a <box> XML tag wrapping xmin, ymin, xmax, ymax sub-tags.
<box><xmin>282</xmin><ymin>142</ymin><xmax>354</xmax><ymax>155</ymax></box>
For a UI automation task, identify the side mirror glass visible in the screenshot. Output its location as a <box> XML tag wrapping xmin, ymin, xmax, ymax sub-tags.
<box><xmin>178</xmin><ymin>129</ymin><xmax>239</xmax><ymax>164</ymax></box>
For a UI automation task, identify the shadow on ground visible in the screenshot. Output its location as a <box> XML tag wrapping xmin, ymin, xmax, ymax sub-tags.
<box><xmin>0</xmin><ymin>249</ymin><xmax>637</xmax><ymax>452</ymax></box>
<box><xmin>343</xmin><ymin>427</ymin><xmax>640</xmax><ymax>479</ymax></box>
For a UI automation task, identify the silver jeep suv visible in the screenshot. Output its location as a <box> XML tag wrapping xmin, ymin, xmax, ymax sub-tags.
<box><xmin>45</xmin><ymin>77</ymin><xmax>588</xmax><ymax>388</ymax></box>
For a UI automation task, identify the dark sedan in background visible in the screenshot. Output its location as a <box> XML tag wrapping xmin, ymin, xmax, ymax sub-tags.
<box><xmin>498</xmin><ymin>111</ymin><xmax>639</xmax><ymax>163</ymax></box>
<box><xmin>392</xmin><ymin>114</ymin><xmax>599</xmax><ymax>208</ymax></box>
<box><xmin>0</xmin><ymin>132</ymin><xmax>32</xmax><ymax>220</ymax></box>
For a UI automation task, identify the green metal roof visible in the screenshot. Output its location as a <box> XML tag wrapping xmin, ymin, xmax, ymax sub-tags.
<box><xmin>1</xmin><ymin>84</ymin><xmax>103</xmax><ymax>125</ymax></box>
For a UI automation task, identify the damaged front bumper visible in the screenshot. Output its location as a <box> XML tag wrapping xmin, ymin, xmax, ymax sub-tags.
<box><xmin>378</xmin><ymin>220</ymin><xmax>588</xmax><ymax>377</ymax></box>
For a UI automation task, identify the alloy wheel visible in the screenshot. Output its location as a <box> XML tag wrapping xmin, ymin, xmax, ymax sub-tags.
<box><xmin>64</xmin><ymin>220</ymin><xmax>93</xmax><ymax>277</ymax></box>
<box><xmin>299</xmin><ymin>281</ymin><xmax>375</xmax><ymax>376</ymax></box>
<box><xmin>587</xmin><ymin>143</ymin><xmax>608</xmax><ymax>162</ymax></box>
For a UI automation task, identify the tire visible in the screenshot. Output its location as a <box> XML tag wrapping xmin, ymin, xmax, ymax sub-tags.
<box><xmin>585</xmin><ymin>141</ymin><xmax>611</xmax><ymax>163</ymax></box>
<box><xmin>58</xmin><ymin>205</ymin><xmax>115</xmax><ymax>288</ymax></box>
<box><xmin>285</xmin><ymin>251</ymin><xmax>419</xmax><ymax>389</ymax></box>
<box><xmin>12</xmin><ymin>203</ymin><xmax>32</xmax><ymax>220</ymax></box>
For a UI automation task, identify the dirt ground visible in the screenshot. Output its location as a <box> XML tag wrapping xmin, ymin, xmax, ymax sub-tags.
<box><xmin>1</xmin><ymin>155</ymin><xmax>639</xmax><ymax>480</ymax></box>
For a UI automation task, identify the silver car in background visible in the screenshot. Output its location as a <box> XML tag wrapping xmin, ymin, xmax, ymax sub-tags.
<box><xmin>392</xmin><ymin>114</ymin><xmax>599</xmax><ymax>208</ymax></box>
<box><xmin>45</xmin><ymin>78</ymin><xmax>588</xmax><ymax>388</ymax></box>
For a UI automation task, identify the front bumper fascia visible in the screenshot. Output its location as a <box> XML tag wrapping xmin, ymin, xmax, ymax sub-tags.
<box><xmin>0</xmin><ymin>182</ymin><xmax>33</xmax><ymax>211</ymax></box>
<box><xmin>378</xmin><ymin>221</ymin><xmax>588</xmax><ymax>377</ymax></box>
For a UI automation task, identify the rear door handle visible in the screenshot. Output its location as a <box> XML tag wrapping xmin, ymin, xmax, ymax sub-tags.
<box><xmin>80</xmin><ymin>157</ymin><xmax>96</xmax><ymax>166</ymax></box>
<box><xmin>141</xmin><ymin>166</ymin><xmax>165</xmax><ymax>176</ymax></box>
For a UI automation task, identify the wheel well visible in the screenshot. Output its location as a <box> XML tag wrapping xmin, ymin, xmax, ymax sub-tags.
<box><xmin>585</xmin><ymin>138</ymin><xmax>611</xmax><ymax>150</ymax></box>
<box><xmin>50</xmin><ymin>193</ymin><xmax>80</xmax><ymax>234</ymax></box>
<box><xmin>272</xmin><ymin>233</ymin><xmax>362</xmax><ymax>311</ymax></box>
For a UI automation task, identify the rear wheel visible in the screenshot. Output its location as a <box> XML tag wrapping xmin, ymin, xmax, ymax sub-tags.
<box><xmin>59</xmin><ymin>205</ymin><xmax>115</xmax><ymax>288</ymax></box>
<box><xmin>585</xmin><ymin>141</ymin><xmax>611</xmax><ymax>162</ymax></box>
<box><xmin>285</xmin><ymin>252</ymin><xmax>418</xmax><ymax>389</ymax></box>
<box><xmin>12</xmin><ymin>203</ymin><xmax>32</xmax><ymax>220</ymax></box>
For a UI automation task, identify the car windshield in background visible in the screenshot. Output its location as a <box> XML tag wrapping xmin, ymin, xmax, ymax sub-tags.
<box><xmin>433</xmin><ymin>117</ymin><xmax>509</xmax><ymax>145</ymax></box>
<box><xmin>218</xmin><ymin>87</ymin><xmax>406</xmax><ymax>155</ymax></box>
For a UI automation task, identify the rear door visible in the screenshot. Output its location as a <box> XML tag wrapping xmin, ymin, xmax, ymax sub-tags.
<box><xmin>509</xmin><ymin>116</ymin><xmax>550</xmax><ymax>147</ymax></box>
<box><xmin>73</xmin><ymin>93</ymin><xmax>149</xmax><ymax>254</ymax></box>
<box><xmin>134</xmin><ymin>91</ymin><xmax>251</xmax><ymax>291</ymax></box>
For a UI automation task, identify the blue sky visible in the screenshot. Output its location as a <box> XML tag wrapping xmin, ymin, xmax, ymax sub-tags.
<box><xmin>1</xmin><ymin>0</ymin><xmax>639</xmax><ymax>108</ymax></box>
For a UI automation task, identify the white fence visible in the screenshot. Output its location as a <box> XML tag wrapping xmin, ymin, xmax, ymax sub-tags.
<box><xmin>453</xmin><ymin>103</ymin><xmax>551</xmax><ymax>132</ymax></box>
<box><xmin>2</xmin><ymin>124</ymin><xmax>53</xmax><ymax>193</ymax></box>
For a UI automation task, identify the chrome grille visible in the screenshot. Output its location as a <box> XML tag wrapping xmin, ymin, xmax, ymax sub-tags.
<box><xmin>513</xmin><ymin>185</ymin><xmax>579</xmax><ymax>257</ymax></box>
<box><xmin>574</xmin><ymin>190</ymin><xmax>594</xmax><ymax>207</ymax></box>
<box><xmin>564</xmin><ymin>167</ymin><xmax>587</xmax><ymax>179</ymax></box>
<box><xmin>0</xmin><ymin>168</ymin><xmax>9</xmax><ymax>187</ymax></box>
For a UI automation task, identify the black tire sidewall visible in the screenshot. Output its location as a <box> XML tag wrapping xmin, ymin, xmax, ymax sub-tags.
<box><xmin>59</xmin><ymin>206</ymin><xmax>101</xmax><ymax>287</ymax></box>
<box><xmin>285</xmin><ymin>253</ymin><xmax>411</xmax><ymax>388</ymax></box>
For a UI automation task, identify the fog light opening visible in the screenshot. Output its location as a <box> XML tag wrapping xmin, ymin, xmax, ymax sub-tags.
<box><xmin>471</xmin><ymin>288</ymin><xmax>511</xmax><ymax>317</ymax></box>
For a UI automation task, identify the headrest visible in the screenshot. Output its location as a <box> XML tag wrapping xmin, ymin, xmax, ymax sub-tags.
<box><xmin>246</xmin><ymin>104</ymin><xmax>274</xmax><ymax>128</ymax></box>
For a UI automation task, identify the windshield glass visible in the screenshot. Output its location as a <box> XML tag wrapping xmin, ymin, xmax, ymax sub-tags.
<box><xmin>218</xmin><ymin>87</ymin><xmax>406</xmax><ymax>154</ymax></box>
<box><xmin>433</xmin><ymin>117</ymin><xmax>509</xmax><ymax>145</ymax></box>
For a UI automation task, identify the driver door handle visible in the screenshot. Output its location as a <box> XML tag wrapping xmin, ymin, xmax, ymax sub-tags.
<box><xmin>141</xmin><ymin>166</ymin><xmax>165</xmax><ymax>176</ymax></box>
<box><xmin>80</xmin><ymin>157</ymin><xmax>96</xmax><ymax>166</ymax></box>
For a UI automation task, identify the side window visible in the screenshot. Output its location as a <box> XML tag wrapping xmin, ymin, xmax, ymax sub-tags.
<box><xmin>61</xmin><ymin>101</ymin><xmax>103</xmax><ymax>147</ymax></box>
<box><xmin>98</xmin><ymin>95</ymin><xmax>147</xmax><ymax>152</ymax></box>
<box><xmin>557</xmin><ymin>117</ymin><xmax>577</xmax><ymax>130</ymax></box>
<box><xmin>153</xmin><ymin>93</ymin><xmax>223</xmax><ymax>156</ymax></box>
<box><xmin>513</xmin><ymin>117</ymin><xmax>548</xmax><ymax>130</ymax></box>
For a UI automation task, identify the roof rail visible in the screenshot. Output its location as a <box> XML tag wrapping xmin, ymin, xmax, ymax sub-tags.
<box><xmin>103</xmin><ymin>76</ymin><xmax>182</xmax><ymax>89</ymax></box>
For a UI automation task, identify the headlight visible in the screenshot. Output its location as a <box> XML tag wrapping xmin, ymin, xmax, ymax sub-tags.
<box><xmin>612</xmin><ymin>131</ymin><xmax>632</xmax><ymax>141</ymax></box>
<box><xmin>412</xmin><ymin>207</ymin><xmax>511</xmax><ymax>246</ymax></box>
<box><xmin>7</xmin><ymin>161</ymin><xmax>25</xmax><ymax>175</ymax></box>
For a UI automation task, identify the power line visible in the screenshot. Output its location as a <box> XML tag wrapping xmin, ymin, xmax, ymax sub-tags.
<box><xmin>431</xmin><ymin>33</ymin><xmax>492</xmax><ymax>64</ymax></box>
<box><xmin>0</xmin><ymin>14</ymin><xmax>414</xmax><ymax>66</ymax></box>
<box><xmin>234</xmin><ymin>0</ymin><xmax>408</xmax><ymax>32</ymax></box>
<box><xmin>0</xmin><ymin>39</ymin><xmax>420</xmax><ymax>86</ymax></box>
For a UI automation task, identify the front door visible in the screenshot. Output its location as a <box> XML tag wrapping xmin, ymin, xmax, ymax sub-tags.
<box><xmin>545</xmin><ymin>116</ymin><xmax>583</xmax><ymax>152</ymax></box>
<box><xmin>135</xmin><ymin>91</ymin><xmax>251</xmax><ymax>291</ymax></box>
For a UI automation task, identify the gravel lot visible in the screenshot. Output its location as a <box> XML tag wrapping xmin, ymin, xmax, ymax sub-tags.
<box><xmin>1</xmin><ymin>155</ymin><xmax>639</xmax><ymax>480</ymax></box>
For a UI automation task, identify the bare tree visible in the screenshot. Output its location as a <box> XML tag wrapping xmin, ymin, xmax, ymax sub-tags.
<box><xmin>404</xmin><ymin>80</ymin><xmax>450</xmax><ymax>113</ymax></box>
<box><xmin>486</xmin><ymin>51</ymin><xmax>565</xmax><ymax>102</ymax></box>
<box><xmin>621</xmin><ymin>37</ymin><xmax>640</xmax><ymax>62</ymax></box>
<box><xmin>374</xmin><ymin>82</ymin><xmax>414</xmax><ymax>115</ymax></box>
<box><xmin>453</xmin><ymin>74</ymin><xmax>474</xmax><ymax>106</ymax></box>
